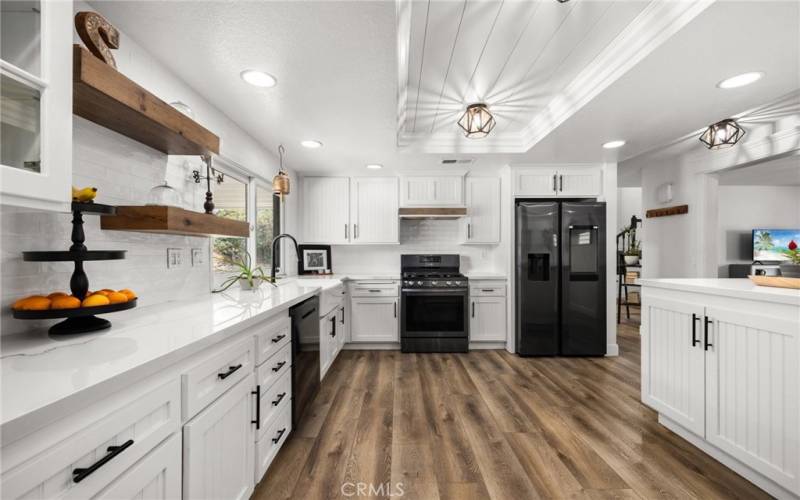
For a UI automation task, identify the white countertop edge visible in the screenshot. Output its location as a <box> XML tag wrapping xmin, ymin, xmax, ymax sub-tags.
<box><xmin>465</xmin><ymin>274</ymin><xmax>507</xmax><ymax>280</ymax></box>
<box><xmin>638</xmin><ymin>278</ymin><xmax>800</xmax><ymax>306</ymax></box>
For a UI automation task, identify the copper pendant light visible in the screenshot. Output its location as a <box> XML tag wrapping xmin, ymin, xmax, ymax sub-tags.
<box><xmin>699</xmin><ymin>118</ymin><xmax>746</xmax><ymax>149</ymax></box>
<box><xmin>272</xmin><ymin>144</ymin><xmax>290</xmax><ymax>201</ymax></box>
<box><xmin>457</xmin><ymin>103</ymin><xmax>496</xmax><ymax>139</ymax></box>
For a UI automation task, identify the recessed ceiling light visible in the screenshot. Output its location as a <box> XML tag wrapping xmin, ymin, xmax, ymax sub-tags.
<box><xmin>717</xmin><ymin>72</ymin><xmax>764</xmax><ymax>89</ymax></box>
<box><xmin>366</xmin><ymin>164</ymin><xmax>383</xmax><ymax>170</ymax></box>
<box><xmin>240</xmin><ymin>69</ymin><xmax>277</xmax><ymax>88</ymax></box>
<box><xmin>602</xmin><ymin>140</ymin><xmax>626</xmax><ymax>149</ymax></box>
<box><xmin>300</xmin><ymin>140</ymin><xmax>322</xmax><ymax>149</ymax></box>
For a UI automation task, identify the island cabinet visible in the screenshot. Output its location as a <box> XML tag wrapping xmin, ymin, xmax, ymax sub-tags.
<box><xmin>640</xmin><ymin>280</ymin><xmax>799</xmax><ymax>499</ymax></box>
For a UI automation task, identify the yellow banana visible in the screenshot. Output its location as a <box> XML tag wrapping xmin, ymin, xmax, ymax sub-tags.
<box><xmin>72</xmin><ymin>186</ymin><xmax>98</xmax><ymax>202</ymax></box>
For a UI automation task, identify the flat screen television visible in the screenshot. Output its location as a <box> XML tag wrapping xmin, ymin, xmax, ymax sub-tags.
<box><xmin>752</xmin><ymin>229</ymin><xmax>800</xmax><ymax>262</ymax></box>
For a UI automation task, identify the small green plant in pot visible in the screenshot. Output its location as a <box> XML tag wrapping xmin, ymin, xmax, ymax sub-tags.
<box><xmin>213</xmin><ymin>252</ymin><xmax>269</xmax><ymax>292</ymax></box>
<box><xmin>623</xmin><ymin>228</ymin><xmax>641</xmax><ymax>266</ymax></box>
<box><xmin>780</xmin><ymin>240</ymin><xmax>800</xmax><ymax>278</ymax></box>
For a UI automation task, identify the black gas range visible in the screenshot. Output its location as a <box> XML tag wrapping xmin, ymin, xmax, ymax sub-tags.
<box><xmin>400</xmin><ymin>255</ymin><xmax>469</xmax><ymax>353</ymax></box>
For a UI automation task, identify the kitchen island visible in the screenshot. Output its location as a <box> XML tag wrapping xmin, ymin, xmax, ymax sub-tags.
<box><xmin>639</xmin><ymin>278</ymin><xmax>799</xmax><ymax>500</ymax></box>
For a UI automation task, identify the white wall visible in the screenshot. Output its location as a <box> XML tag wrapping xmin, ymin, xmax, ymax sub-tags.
<box><xmin>617</xmin><ymin>187</ymin><xmax>642</xmax><ymax>233</ymax></box>
<box><xmin>717</xmin><ymin>185</ymin><xmax>800</xmax><ymax>276</ymax></box>
<box><xmin>0</xmin><ymin>3</ymin><xmax>290</xmax><ymax>336</ymax></box>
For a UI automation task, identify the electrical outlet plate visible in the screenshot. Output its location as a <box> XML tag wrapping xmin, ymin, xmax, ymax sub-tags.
<box><xmin>167</xmin><ymin>248</ymin><xmax>183</xmax><ymax>269</ymax></box>
<box><xmin>191</xmin><ymin>248</ymin><xmax>203</xmax><ymax>267</ymax></box>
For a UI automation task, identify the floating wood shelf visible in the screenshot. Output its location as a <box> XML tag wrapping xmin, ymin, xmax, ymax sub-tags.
<box><xmin>73</xmin><ymin>45</ymin><xmax>220</xmax><ymax>155</ymax></box>
<box><xmin>398</xmin><ymin>207</ymin><xmax>467</xmax><ymax>218</ymax></box>
<box><xmin>101</xmin><ymin>206</ymin><xmax>249</xmax><ymax>238</ymax></box>
<box><xmin>645</xmin><ymin>204</ymin><xmax>689</xmax><ymax>218</ymax></box>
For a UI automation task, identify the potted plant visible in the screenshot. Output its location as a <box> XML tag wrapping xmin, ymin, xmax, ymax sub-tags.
<box><xmin>624</xmin><ymin>240</ymin><xmax>641</xmax><ymax>266</ymax></box>
<box><xmin>779</xmin><ymin>239</ymin><xmax>800</xmax><ymax>278</ymax></box>
<box><xmin>213</xmin><ymin>252</ymin><xmax>269</xmax><ymax>292</ymax></box>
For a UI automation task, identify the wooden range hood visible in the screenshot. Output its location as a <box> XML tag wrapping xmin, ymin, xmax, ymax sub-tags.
<box><xmin>398</xmin><ymin>207</ymin><xmax>467</xmax><ymax>219</ymax></box>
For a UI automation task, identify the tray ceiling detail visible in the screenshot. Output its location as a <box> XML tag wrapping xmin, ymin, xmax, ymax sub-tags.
<box><xmin>396</xmin><ymin>0</ymin><xmax>715</xmax><ymax>154</ymax></box>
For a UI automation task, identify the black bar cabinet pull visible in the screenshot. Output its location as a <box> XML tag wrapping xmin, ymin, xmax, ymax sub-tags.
<box><xmin>704</xmin><ymin>317</ymin><xmax>713</xmax><ymax>350</ymax></box>
<box><xmin>552</xmin><ymin>174</ymin><xmax>557</xmax><ymax>192</ymax></box>
<box><xmin>272</xmin><ymin>428</ymin><xmax>287</xmax><ymax>444</ymax></box>
<box><xmin>73</xmin><ymin>439</ymin><xmax>134</xmax><ymax>483</ymax></box>
<box><xmin>272</xmin><ymin>361</ymin><xmax>287</xmax><ymax>372</ymax></box>
<box><xmin>251</xmin><ymin>385</ymin><xmax>261</xmax><ymax>429</ymax></box>
<box><xmin>218</xmin><ymin>364</ymin><xmax>242</xmax><ymax>380</ymax></box>
<box><xmin>272</xmin><ymin>392</ymin><xmax>287</xmax><ymax>406</ymax></box>
<box><xmin>271</xmin><ymin>334</ymin><xmax>286</xmax><ymax>343</ymax></box>
<box><xmin>340</xmin><ymin>307</ymin><xmax>345</xmax><ymax>324</ymax></box>
<box><xmin>691</xmin><ymin>314</ymin><xmax>700</xmax><ymax>347</ymax></box>
<box><xmin>471</xmin><ymin>301</ymin><xmax>475</xmax><ymax>318</ymax></box>
<box><xmin>559</xmin><ymin>174</ymin><xmax>563</xmax><ymax>192</ymax></box>
<box><xmin>481</xmin><ymin>289</ymin><xmax>494</xmax><ymax>292</ymax></box>
<box><xmin>393</xmin><ymin>301</ymin><xmax>397</xmax><ymax>318</ymax></box>
<box><xmin>331</xmin><ymin>316</ymin><xmax>336</xmax><ymax>337</ymax></box>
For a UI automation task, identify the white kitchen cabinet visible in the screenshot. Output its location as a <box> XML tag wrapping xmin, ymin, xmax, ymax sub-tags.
<box><xmin>351</xmin><ymin>177</ymin><xmax>399</xmax><ymax>244</ymax></box>
<box><xmin>302</xmin><ymin>177</ymin><xmax>350</xmax><ymax>244</ymax></box>
<box><xmin>350</xmin><ymin>297</ymin><xmax>399</xmax><ymax>343</ymax></box>
<box><xmin>463</xmin><ymin>177</ymin><xmax>500</xmax><ymax>244</ymax></box>
<box><xmin>320</xmin><ymin>307</ymin><xmax>338</xmax><ymax>379</ymax></box>
<box><xmin>0</xmin><ymin>0</ymin><xmax>73</xmax><ymax>211</ymax></box>
<box><xmin>96</xmin><ymin>434</ymin><xmax>181</xmax><ymax>500</ymax></box>
<box><xmin>400</xmin><ymin>174</ymin><xmax>464</xmax><ymax>207</ymax></box>
<box><xmin>336</xmin><ymin>302</ymin><xmax>347</xmax><ymax>353</ymax></box>
<box><xmin>183</xmin><ymin>374</ymin><xmax>255</xmax><ymax>500</ymax></box>
<box><xmin>513</xmin><ymin>165</ymin><xmax>601</xmax><ymax>198</ymax></box>
<box><xmin>469</xmin><ymin>297</ymin><xmax>506</xmax><ymax>342</ymax></box>
<box><xmin>641</xmin><ymin>297</ymin><xmax>706</xmax><ymax>437</ymax></box>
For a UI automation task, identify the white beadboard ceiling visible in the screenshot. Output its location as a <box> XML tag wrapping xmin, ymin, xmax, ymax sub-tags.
<box><xmin>90</xmin><ymin>0</ymin><xmax>799</xmax><ymax>174</ymax></box>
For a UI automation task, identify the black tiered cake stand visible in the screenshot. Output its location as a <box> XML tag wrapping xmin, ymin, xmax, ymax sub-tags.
<box><xmin>13</xmin><ymin>202</ymin><xmax>137</xmax><ymax>335</ymax></box>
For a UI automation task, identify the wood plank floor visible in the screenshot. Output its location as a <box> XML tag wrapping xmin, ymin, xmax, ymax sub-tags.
<box><xmin>253</xmin><ymin>317</ymin><xmax>771</xmax><ymax>500</ymax></box>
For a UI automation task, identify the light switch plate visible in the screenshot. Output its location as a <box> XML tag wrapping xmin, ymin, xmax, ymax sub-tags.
<box><xmin>167</xmin><ymin>248</ymin><xmax>183</xmax><ymax>269</ymax></box>
<box><xmin>191</xmin><ymin>248</ymin><xmax>203</xmax><ymax>266</ymax></box>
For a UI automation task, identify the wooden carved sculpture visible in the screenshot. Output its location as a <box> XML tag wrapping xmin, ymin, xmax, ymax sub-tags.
<box><xmin>75</xmin><ymin>11</ymin><xmax>120</xmax><ymax>68</ymax></box>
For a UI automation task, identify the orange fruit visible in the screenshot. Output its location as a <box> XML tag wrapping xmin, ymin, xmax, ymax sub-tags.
<box><xmin>51</xmin><ymin>295</ymin><xmax>81</xmax><ymax>309</ymax></box>
<box><xmin>108</xmin><ymin>292</ymin><xmax>128</xmax><ymax>304</ymax></box>
<box><xmin>47</xmin><ymin>292</ymin><xmax>68</xmax><ymax>299</ymax></box>
<box><xmin>13</xmin><ymin>296</ymin><xmax>51</xmax><ymax>310</ymax></box>
<box><xmin>82</xmin><ymin>295</ymin><xmax>110</xmax><ymax>307</ymax></box>
<box><xmin>92</xmin><ymin>290</ymin><xmax>111</xmax><ymax>297</ymax></box>
<box><xmin>119</xmin><ymin>289</ymin><xmax>137</xmax><ymax>300</ymax></box>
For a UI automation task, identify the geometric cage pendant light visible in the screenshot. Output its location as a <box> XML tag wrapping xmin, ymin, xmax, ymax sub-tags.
<box><xmin>457</xmin><ymin>103</ymin><xmax>496</xmax><ymax>139</ymax></box>
<box><xmin>699</xmin><ymin>118</ymin><xmax>746</xmax><ymax>150</ymax></box>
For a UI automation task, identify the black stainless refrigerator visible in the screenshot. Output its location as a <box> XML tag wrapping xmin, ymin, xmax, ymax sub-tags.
<box><xmin>515</xmin><ymin>201</ymin><xmax>606</xmax><ymax>356</ymax></box>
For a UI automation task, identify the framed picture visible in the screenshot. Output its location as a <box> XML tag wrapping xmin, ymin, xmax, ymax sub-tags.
<box><xmin>298</xmin><ymin>245</ymin><xmax>332</xmax><ymax>274</ymax></box>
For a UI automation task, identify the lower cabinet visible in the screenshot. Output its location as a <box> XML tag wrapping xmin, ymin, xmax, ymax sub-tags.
<box><xmin>182</xmin><ymin>374</ymin><xmax>255</xmax><ymax>500</ymax></box>
<box><xmin>255</xmin><ymin>402</ymin><xmax>292</xmax><ymax>480</ymax></box>
<box><xmin>642</xmin><ymin>289</ymin><xmax>799</xmax><ymax>496</ymax></box>
<box><xmin>97</xmin><ymin>433</ymin><xmax>181</xmax><ymax>500</ymax></box>
<box><xmin>350</xmin><ymin>297</ymin><xmax>398</xmax><ymax>342</ymax></box>
<box><xmin>321</xmin><ymin>300</ymin><xmax>347</xmax><ymax>379</ymax></box>
<box><xmin>469</xmin><ymin>280</ymin><xmax>507</xmax><ymax>342</ymax></box>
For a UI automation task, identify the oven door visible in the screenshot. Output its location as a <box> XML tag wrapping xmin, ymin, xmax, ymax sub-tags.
<box><xmin>401</xmin><ymin>289</ymin><xmax>468</xmax><ymax>338</ymax></box>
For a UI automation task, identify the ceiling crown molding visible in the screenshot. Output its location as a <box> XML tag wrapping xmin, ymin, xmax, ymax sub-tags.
<box><xmin>395</xmin><ymin>0</ymin><xmax>715</xmax><ymax>155</ymax></box>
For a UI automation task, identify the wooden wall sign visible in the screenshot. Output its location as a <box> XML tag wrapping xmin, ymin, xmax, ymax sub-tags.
<box><xmin>75</xmin><ymin>11</ymin><xmax>120</xmax><ymax>68</ymax></box>
<box><xmin>646</xmin><ymin>204</ymin><xmax>689</xmax><ymax>218</ymax></box>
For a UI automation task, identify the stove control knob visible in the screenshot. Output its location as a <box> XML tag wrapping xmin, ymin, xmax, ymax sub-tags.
<box><xmin>446</xmin><ymin>281</ymin><xmax>452</xmax><ymax>286</ymax></box>
<box><xmin>417</xmin><ymin>281</ymin><xmax>423</xmax><ymax>286</ymax></box>
<box><xmin>431</xmin><ymin>281</ymin><xmax>438</xmax><ymax>286</ymax></box>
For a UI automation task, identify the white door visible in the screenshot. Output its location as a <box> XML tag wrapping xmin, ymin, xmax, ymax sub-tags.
<box><xmin>350</xmin><ymin>297</ymin><xmax>398</xmax><ymax>342</ymax></box>
<box><xmin>96</xmin><ymin>434</ymin><xmax>181</xmax><ymax>500</ymax></box>
<box><xmin>641</xmin><ymin>297</ymin><xmax>706</xmax><ymax>437</ymax></box>
<box><xmin>351</xmin><ymin>177</ymin><xmax>398</xmax><ymax>243</ymax></box>
<box><xmin>183</xmin><ymin>374</ymin><xmax>255</xmax><ymax>500</ymax></box>
<box><xmin>320</xmin><ymin>310</ymin><xmax>334</xmax><ymax>379</ymax></box>
<box><xmin>400</xmin><ymin>175</ymin><xmax>464</xmax><ymax>207</ymax></box>
<box><xmin>302</xmin><ymin>177</ymin><xmax>350</xmax><ymax>244</ymax></box>
<box><xmin>513</xmin><ymin>168</ymin><xmax>559</xmax><ymax>196</ymax></box>
<box><xmin>469</xmin><ymin>296</ymin><xmax>506</xmax><ymax>342</ymax></box>
<box><xmin>557</xmin><ymin>168</ymin><xmax>602</xmax><ymax>197</ymax></box>
<box><xmin>336</xmin><ymin>304</ymin><xmax>347</xmax><ymax>352</ymax></box>
<box><xmin>464</xmin><ymin>177</ymin><xmax>500</xmax><ymax>244</ymax></box>
<box><xmin>704</xmin><ymin>306</ymin><xmax>799</xmax><ymax>492</ymax></box>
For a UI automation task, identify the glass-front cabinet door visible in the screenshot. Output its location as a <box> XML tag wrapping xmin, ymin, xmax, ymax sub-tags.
<box><xmin>0</xmin><ymin>0</ymin><xmax>73</xmax><ymax>211</ymax></box>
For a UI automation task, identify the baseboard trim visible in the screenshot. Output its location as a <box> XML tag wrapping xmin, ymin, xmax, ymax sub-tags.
<box><xmin>469</xmin><ymin>342</ymin><xmax>507</xmax><ymax>350</ymax></box>
<box><xmin>605</xmin><ymin>343</ymin><xmax>619</xmax><ymax>356</ymax></box>
<box><xmin>658</xmin><ymin>414</ymin><xmax>797</xmax><ymax>500</ymax></box>
<box><xmin>343</xmin><ymin>342</ymin><xmax>400</xmax><ymax>350</ymax></box>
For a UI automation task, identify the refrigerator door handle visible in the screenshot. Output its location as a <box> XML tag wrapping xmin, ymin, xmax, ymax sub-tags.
<box><xmin>552</xmin><ymin>233</ymin><xmax>558</xmax><ymax>248</ymax></box>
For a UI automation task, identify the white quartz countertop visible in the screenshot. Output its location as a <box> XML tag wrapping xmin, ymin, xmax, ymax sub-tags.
<box><xmin>465</xmin><ymin>273</ymin><xmax>507</xmax><ymax>280</ymax></box>
<box><xmin>0</xmin><ymin>279</ymin><xmax>334</xmax><ymax>431</ymax></box>
<box><xmin>638</xmin><ymin>278</ymin><xmax>800</xmax><ymax>306</ymax></box>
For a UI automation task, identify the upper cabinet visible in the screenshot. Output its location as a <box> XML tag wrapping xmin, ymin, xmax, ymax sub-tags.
<box><xmin>463</xmin><ymin>177</ymin><xmax>500</xmax><ymax>244</ymax></box>
<box><xmin>514</xmin><ymin>165</ymin><xmax>602</xmax><ymax>198</ymax></box>
<box><xmin>400</xmin><ymin>173</ymin><xmax>464</xmax><ymax>207</ymax></box>
<box><xmin>301</xmin><ymin>176</ymin><xmax>399</xmax><ymax>245</ymax></box>
<box><xmin>0</xmin><ymin>1</ymin><xmax>73</xmax><ymax>211</ymax></box>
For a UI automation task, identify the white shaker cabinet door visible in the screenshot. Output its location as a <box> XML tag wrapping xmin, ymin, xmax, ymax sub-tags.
<box><xmin>464</xmin><ymin>177</ymin><xmax>500</xmax><ymax>244</ymax></box>
<box><xmin>302</xmin><ymin>177</ymin><xmax>350</xmax><ymax>244</ymax></box>
<box><xmin>513</xmin><ymin>168</ymin><xmax>558</xmax><ymax>196</ymax></box>
<box><xmin>350</xmin><ymin>177</ymin><xmax>399</xmax><ymax>244</ymax></box>
<box><xmin>183</xmin><ymin>374</ymin><xmax>255</xmax><ymax>500</ymax></box>
<box><xmin>704</xmin><ymin>306</ymin><xmax>799</xmax><ymax>493</ymax></box>
<box><xmin>641</xmin><ymin>297</ymin><xmax>706</xmax><ymax>437</ymax></box>
<box><xmin>96</xmin><ymin>434</ymin><xmax>181</xmax><ymax>500</ymax></box>
<box><xmin>350</xmin><ymin>297</ymin><xmax>398</xmax><ymax>342</ymax></box>
<box><xmin>469</xmin><ymin>296</ymin><xmax>506</xmax><ymax>342</ymax></box>
<box><xmin>557</xmin><ymin>167</ymin><xmax>602</xmax><ymax>197</ymax></box>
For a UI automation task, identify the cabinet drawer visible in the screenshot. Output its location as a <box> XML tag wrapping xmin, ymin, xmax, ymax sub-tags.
<box><xmin>254</xmin><ymin>314</ymin><xmax>291</xmax><ymax>366</ymax></box>
<box><xmin>182</xmin><ymin>336</ymin><xmax>254</xmax><ymax>420</ymax></box>
<box><xmin>470</xmin><ymin>281</ymin><xmax>506</xmax><ymax>297</ymax></box>
<box><xmin>350</xmin><ymin>282</ymin><xmax>398</xmax><ymax>297</ymax></box>
<box><xmin>255</xmin><ymin>369</ymin><xmax>292</xmax><ymax>442</ymax></box>
<box><xmin>255</xmin><ymin>403</ymin><xmax>292</xmax><ymax>482</ymax></box>
<box><xmin>95</xmin><ymin>433</ymin><xmax>181</xmax><ymax>500</ymax></box>
<box><xmin>256</xmin><ymin>342</ymin><xmax>292</xmax><ymax>393</ymax></box>
<box><xmin>1</xmin><ymin>379</ymin><xmax>180</xmax><ymax>500</ymax></box>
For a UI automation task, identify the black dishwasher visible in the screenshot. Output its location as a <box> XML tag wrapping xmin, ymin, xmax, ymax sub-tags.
<box><xmin>289</xmin><ymin>296</ymin><xmax>319</xmax><ymax>427</ymax></box>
